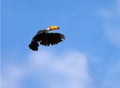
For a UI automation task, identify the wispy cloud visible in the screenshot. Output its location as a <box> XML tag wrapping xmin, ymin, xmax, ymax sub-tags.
<box><xmin>99</xmin><ymin>0</ymin><xmax>120</xmax><ymax>48</ymax></box>
<box><xmin>2</xmin><ymin>50</ymin><xmax>91</xmax><ymax>88</ymax></box>
<box><xmin>2</xmin><ymin>65</ymin><xmax>25</xmax><ymax>88</ymax></box>
<box><xmin>105</xmin><ymin>28</ymin><xmax>120</xmax><ymax>47</ymax></box>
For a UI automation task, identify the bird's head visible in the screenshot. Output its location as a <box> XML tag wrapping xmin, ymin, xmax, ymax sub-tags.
<box><xmin>46</xmin><ymin>26</ymin><xmax>59</xmax><ymax>31</ymax></box>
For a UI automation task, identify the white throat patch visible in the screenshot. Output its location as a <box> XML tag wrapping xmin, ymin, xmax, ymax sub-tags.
<box><xmin>46</xmin><ymin>27</ymin><xmax>50</xmax><ymax>31</ymax></box>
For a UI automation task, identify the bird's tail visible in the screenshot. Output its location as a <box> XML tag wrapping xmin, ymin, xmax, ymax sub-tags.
<box><xmin>29</xmin><ymin>40</ymin><xmax>39</xmax><ymax>51</ymax></box>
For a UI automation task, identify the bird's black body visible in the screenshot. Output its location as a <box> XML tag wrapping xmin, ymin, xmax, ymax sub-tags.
<box><xmin>29</xmin><ymin>30</ymin><xmax>65</xmax><ymax>51</ymax></box>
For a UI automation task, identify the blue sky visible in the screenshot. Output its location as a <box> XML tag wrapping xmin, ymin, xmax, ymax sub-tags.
<box><xmin>1</xmin><ymin>0</ymin><xmax>120</xmax><ymax>88</ymax></box>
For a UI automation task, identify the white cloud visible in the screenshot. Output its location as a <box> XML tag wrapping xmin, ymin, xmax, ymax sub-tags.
<box><xmin>98</xmin><ymin>0</ymin><xmax>120</xmax><ymax>83</ymax></box>
<box><xmin>105</xmin><ymin>28</ymin><xmax>120</xmax><ymax>47</ymax></box>
<box><xmin>116</xmin><ymin>0</ymin><xmax>120</xmax><ymax>14</ymax></box>
<box><xmin>2</xmin><ymin>50</ymin><xmax>91</xmax><ymax>88</ymax></box>
<box><xmin>99</xmin><ymin>0</ymin><xmax>120</xmax><ymax>47</ymax></box>
<box><xmin>2</xmin><ymin>65</ymin><xmax>25</xmax><ymax>88</ymax></box>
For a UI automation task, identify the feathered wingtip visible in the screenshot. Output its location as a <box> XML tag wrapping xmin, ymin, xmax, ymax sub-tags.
<box><xmin>60</xmin><ymin>33</ymin><xmax>65</xmax><ymax>40</ymax></box>
<box><xmin>29</xmin><ymin>41</ymin><xmax>39</xmax><ymax>51</ymax></box>
<box><xmin>29</xmin><ymin>32</ymin><xmax>65</xmax><ymax>51</ymax></box>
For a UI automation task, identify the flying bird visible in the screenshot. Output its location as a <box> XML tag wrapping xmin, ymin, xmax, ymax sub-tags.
<box><xmin>29</xmin><ymin>26</ymin><xmax>65</xmax><ymax>51</ymax></box>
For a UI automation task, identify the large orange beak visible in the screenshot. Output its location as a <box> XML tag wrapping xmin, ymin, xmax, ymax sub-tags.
<box><xmin>49</xmin><ymin>26</ymin><xmax>59</xmax><ymax>30</ymax></box>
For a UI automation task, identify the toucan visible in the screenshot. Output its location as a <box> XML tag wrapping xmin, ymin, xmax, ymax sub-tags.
<box><xmin>29</xmin><ymin>26</ymin><xmax>65</xmax><ymax>51</ymax></box>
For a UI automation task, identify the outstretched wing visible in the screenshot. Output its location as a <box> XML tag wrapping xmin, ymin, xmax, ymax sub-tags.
<box><xmin>38</xmin><ymin>33</ymin><xmax>65</xmax><ymax>46</ymax></box>
<box><xmin>29</xmin><ymin>32</ymin><xmax>65</xmax><ymax>51</ymax></box>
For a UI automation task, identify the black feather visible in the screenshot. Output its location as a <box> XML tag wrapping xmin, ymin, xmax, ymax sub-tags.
<box><xmin>29</xmin><ymin>41</ymin><xmax>39</xmax><ymax>51</ymax></box>
<box><xmin>29</xmin><ymin>31</ymin><xmax>65</xmax><ymax>51</ymax></box>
